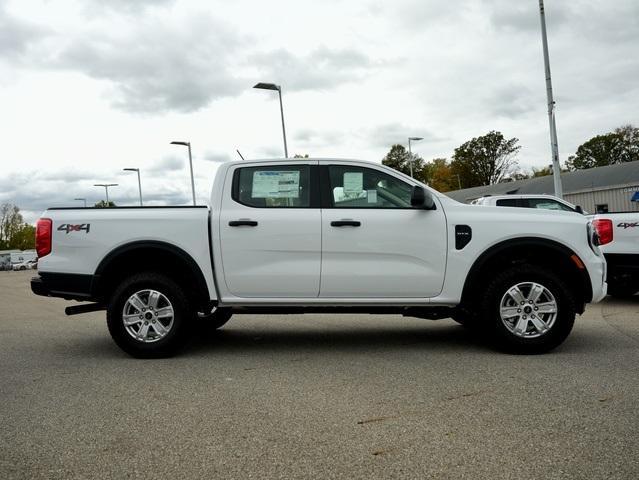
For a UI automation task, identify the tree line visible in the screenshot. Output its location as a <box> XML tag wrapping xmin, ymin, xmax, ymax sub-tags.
<box><xmin>383</xmin><ymin>124</ymin><xmax>639</xmax><ymax>192</ymax></box>
<box><xmin>0</xmin><ymin>204</ymin><xmax>35</xmax><ymax>250</ymax></box>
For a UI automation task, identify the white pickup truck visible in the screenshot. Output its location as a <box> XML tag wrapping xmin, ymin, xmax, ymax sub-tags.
<box><xmin>32</xmin><ymin>158</ymin><xmax>607</xmax><ymax>357</ymax></box>
<box><xmin>590</xmin><ymin>212</ymin><xmax>639</xmax><ymax>297</ymax></box>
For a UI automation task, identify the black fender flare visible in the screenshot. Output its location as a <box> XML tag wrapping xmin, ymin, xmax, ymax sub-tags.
<box><xmin>92</xmin><ymin>240</ymin><xmax>211</xmax><ymax>307</ymax></box>
<box><xmin>461</xmin><ymin>237</ymin><xmax>593</xmax><ymax>306</ymax></box>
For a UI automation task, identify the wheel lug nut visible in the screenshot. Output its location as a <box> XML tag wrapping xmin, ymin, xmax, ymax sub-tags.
<box><xmin>529</xmin><ymin>300</ymin><xmax>533</xmax><ymax>304</ymax></box>
<box><xmin>520</xmin><ymin>302</ymin><xmax>525</xmax><ymax>305</ymax></box>
<box><xmin>517</xmin><ymin>309</ymin><xmax>521</xmax><ymax>313</ymax></box>
<box><xmin>144</xmin><ymin>321</ymin><xmax>148</xmax><ymax>325</ymax></box>
<box><xmin>142</xmin><ymin>308</ymin><xmax>146</xmax><ymax>312</ymax></box>
<box><xmin>139</xmin><ymin>315</ymin><xmax>143</xmax><ymax>319</ymax></box>
<box><xmin>534</xmin><ymin>307</ymin><xmax>539</xmax><ymax>311</ymax></box>
<box><xmin>523</xmin><ymin>315</ymin><xmax>527</xmax><ymax>319</ymax></box>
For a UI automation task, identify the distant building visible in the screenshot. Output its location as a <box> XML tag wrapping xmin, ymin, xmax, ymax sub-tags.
<box><xmin>445</xmin><ymin>160</ymin><xmax>639</xmax><ymax>213</ymax></box>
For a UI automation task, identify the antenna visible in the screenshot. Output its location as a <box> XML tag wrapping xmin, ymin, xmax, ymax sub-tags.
<box><xmin>236</xmin><ymin>149</ymin><xmax>245</xmax><ymax>161</ymax></box>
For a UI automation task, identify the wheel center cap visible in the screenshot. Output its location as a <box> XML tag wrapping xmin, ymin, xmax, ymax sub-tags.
<box><xmin>145</xmin><ymin>312</ymin><xmax>153</xmax><ymax>320</ymax></box>
<box><xmin>524</xmin><ymin>306</ymin><xmax>533</xmax><ymax>314</ymax></box>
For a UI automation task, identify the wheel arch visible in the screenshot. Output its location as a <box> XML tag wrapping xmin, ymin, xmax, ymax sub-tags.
<box><xmin>92</xmin><ymin>240</ymin><xmax>211</xmax><ymax>310</ymax></box>
<box><xmin>461</xmin><ymin>237</ymin><xmax>593</xmax><ymax>313</ymax></box>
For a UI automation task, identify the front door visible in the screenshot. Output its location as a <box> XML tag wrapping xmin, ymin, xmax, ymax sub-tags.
<box><xmin>219</xmin><ymin>162</ymin><xmax>321</xmax><ymax>298</ymax></box>
<box><xmin>320</xmin><ymin>163</ymin><xmax>447</xmax><ymax>298</ymax></box>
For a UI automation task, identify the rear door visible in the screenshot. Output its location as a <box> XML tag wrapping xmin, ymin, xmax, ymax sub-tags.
<box><xmin>219</xmin><ymin>162</ymin><xmax>321</xmax><ymax>298</ymax></box>
<box><xmin>319</xmin><ymin>163</ymin><xmax>447</xmax><ymax>298</ymax></box>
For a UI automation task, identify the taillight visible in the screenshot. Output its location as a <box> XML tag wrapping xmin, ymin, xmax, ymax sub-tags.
<box><xmin>36</xmin><ymin>218</ymin><xmax>52</xmax><ymax>258</ymax></box>
<box><xmin>592</xmin><ymin>218</ymin><xmax>613</xmax><ymax>246</ymax></box>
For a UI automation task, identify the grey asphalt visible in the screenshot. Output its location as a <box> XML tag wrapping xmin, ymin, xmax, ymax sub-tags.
<box><xmin>1</xmin><ymin>270</ymin><xmax>638</xmax><ymax>479</ymax></box>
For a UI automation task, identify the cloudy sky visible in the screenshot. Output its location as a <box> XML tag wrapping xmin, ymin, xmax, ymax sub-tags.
<box><xmin>1</xmin><ymin>0</ymin><xmax>637</xmax><ymax>222</ymax></box>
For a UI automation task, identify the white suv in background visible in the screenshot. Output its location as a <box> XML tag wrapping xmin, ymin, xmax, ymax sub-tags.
<box><xmin>471</xmin><ymin>194</ymin><xmax>585</xmax><ymax>214</ymax></box>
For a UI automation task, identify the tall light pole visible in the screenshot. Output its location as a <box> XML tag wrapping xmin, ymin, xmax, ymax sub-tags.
<box><xmin>408</xmin><ymin>137</ymin><xmax>423</xmax><ymax>178</ymax></box>
<box><xmin>253</xmin><ymin>82</ymin><xmax>288</xmax><ymax>158</ymax></box>
<box><xmin>123</xmin><ymin>168</ymin><xmax>143</xmax><ymax>206</ymax></box>
<box><xmin>74</xmin><ymin>198</ymin><xmax>87</xmax><ymax>207</ymax></box>
<box><xmin>539</xmin><ymin>0</ymin><xmax>563</xmax><ymax>198</ymax></box>
<box><xmin>94</xmin><ymin>184</ymin><xmax>118</xmax><ymax>205</ymax></box>
<box><xmin>170</xmin><ymin>141</ymin><xmax>196</xmax><ymax>206</ymax></box>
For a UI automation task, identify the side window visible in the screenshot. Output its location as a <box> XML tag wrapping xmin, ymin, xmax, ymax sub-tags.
<box><xmin>495</xmin><ymin>198</ymin><xmax>518</xmax><ymax>207</ymax></box>
<box><xmin>233</xmin><ymin>165</ymin><xmax>310</xmax><ymax>208</ymax></box>
<box><xmin>528</xmin><ymin>199</ymin><xmax>574</xmax><ymax>211</ymax></box>
<box><xmin>328</xmin><ymin>165</ymin><xmax>413</xmax><ymax>208</ymax></box>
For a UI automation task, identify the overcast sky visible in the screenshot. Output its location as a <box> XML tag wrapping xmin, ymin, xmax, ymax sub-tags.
<box><xmin>1</xmin><ymin>0</ymin><xmax>638</xmax><ymax>222</ymax></box>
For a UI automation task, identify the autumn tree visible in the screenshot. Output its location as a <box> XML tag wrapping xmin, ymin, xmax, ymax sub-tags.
<box><xmin>566</xmin><ymin>124</ymin><xmax>639</xmax><ymax>170</ymax></box>
<box><xmin>423</xmin><ymin>158</ymin><xmax>456</xmax><ymax>192</ymax></box>
<box><xmin>450</xmin><ymin>131</ymin><xmax>521</xmax><ymax>188</ymax></box>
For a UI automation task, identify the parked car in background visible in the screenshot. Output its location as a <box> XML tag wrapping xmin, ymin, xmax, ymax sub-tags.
<box><xmin>471</xmin><ymin>194</ymin><xmax>586</xmax><ymax>214</ymax></box>
<box><xmin>13</xmin><ymin>260</ymin><xmax>37</xmax><ymax>271</ymax></box>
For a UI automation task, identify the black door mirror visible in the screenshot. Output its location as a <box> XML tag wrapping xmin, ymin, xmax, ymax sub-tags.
<box><xmin>575</xmin><ymin>205</ymin><xmax>584</xmax><ymax>214</ymax></box>
<box><xmin>411</xmin><ymin>186</ymin><xmax>435</xmax><ymax>210</ymax></box>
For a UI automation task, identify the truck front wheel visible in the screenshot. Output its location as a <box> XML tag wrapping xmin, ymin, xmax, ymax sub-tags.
<box><xmin>106</xmin><ymin>272</ymin><xmax>194</xmax><ymax>358</ymax></box>
<box><xmin>479</xmin><ymin>265</ymin><xmax>576</xmax><ymax>354</ymax></box>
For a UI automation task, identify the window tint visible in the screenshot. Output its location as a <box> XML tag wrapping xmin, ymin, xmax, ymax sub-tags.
<box><xmin>527</xmin><ymin>199</ymin><xmax>574</xmax><ymax>212</ymax></box>
<box><xmin>496</xmin><ymin>198</ymin><xmax>518</xmax><ymax>207</ymax></box>
<box><xmin>234</xmin><ymin>165</ymin><xmax>310</xmax><ymax>208</ymax></box>
<box><xmin>328</xmin><ymin>165</ymin><xmax>413</xmax><ymax>208</ymax></box>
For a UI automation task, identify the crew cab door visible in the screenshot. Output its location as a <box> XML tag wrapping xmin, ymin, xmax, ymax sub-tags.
<box><xmin>219</xmin><ymin>162</ymin><xmax>321</xmax><ymax>298</ymax></box>
<box><xmin>319</xmin><ymin>163</ymin><xmax>447</xmax><ymax>298</ymax></box>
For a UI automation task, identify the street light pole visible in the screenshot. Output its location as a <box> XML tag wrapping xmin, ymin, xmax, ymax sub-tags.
<box><xmin>254</xmin><ymin>82</ymin><xmax>288</xmax><ymax>158</ymax></box>
<box><xmin>74</xmin><ymin>198</ymin><xmax>87</xmax><ymax>207</ymax></box>
<box><xmin>94</xmin><ymin>184</ymin><xmax>118</xmax><ymax>205</ymax></box>
<box><xmin>539</xmin><ymin>0</ymin><xmax>563</xmax><ymax>198</ymax></box>
<box><xmin>170</xmin><ymin>141</ymin><xmax>196</xmax><ymax>205</ymax></box>
<box><xmin>123</xmin><ymin>168</ymin><xmax>143</xmax><ymax>206</ymax></box>
<box><xmin>407</xmin><ymin>137</ymin><xmax>424</xmax><ymax>178</ymax></box>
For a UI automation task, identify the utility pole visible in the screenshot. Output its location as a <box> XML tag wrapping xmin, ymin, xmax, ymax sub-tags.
<box><xmin>539</xmin><ymin>0</ymin><xmax>563</xmax><ymax>198</ymax></box>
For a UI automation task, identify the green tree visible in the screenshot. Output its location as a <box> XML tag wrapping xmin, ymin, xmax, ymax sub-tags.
<box><xmin>0</xmin><ymin>203</ymin><xmax>24</xmax><ymax>249</ymax></box>
<box><xmin>293</xmin><ymin>154</ymin><xmax>309</xmax><ymax>158</ymax></box>
<box><xmin>382</xmin><ymin>144</ymin><xmax>427</xmax><ymax>182</ymax></box>
<box><xmin>9</xmin><ymin>224</ymin><xmax>36</xmax><ymax>250</ymax></box>
<box><xmin>566</xmin><ymin>124</ymin><xmax>639</xmax><ymax>170</ymax></box>
<box><xmin>450</xmin><ymin>131</ymin><xmax>521</xmax><ymax>188</ymax></box>
<box><xmin>94</xmin><ymin>200</ymin><xmax>116</xmax><ymax>208</ymax></box>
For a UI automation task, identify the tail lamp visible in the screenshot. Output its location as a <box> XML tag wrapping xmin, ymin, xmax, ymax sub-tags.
<box><xmin>592</xmin><ymin>218</ymin><xmax>613</xmax><ymax>246</ymax></box>
<box><xmin>36</xmin><ymin>218</ymin><xmax>52</xmax><ymax>258</ymax></box>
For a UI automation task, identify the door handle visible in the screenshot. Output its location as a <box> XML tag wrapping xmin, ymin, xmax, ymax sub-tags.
<box><xmin>229</xmin><ymin>220</ymin><xmax>258</xmax><ymax>227</ymax></box>
<box><xmin>331</xmin><ymin>220</ymin><xmax>361</xmax><ymax>227</ymax></box>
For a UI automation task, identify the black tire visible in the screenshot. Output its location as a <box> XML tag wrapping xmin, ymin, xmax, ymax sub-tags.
<box><xmin>198</xmin><ymin>307</ymin><xmax>232</xmax><ymax>330</ymax></box>
<box><xmin>479</xmin><ymin>264</ymin><xmax>576</xmax><ymax>354</ymax></box>
<box><xmin>106</xmin><ymin>272</ymin><xmax>195</xmax><ymax>358</ymax></box>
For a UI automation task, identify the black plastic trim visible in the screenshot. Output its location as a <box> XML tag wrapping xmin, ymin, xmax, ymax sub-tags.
<box><xmin>93</xmin><ymin>240</ymin><xmax>210</xmax><ymax>307</ymax></box>
<box><xmin>462</xmin><ymin>237</ymin><xmax>594</xmax><ymax>305</ymax></box>
<box><xmin>31</xmin><ymin>273</ymin><xmax>94</xmax><ymax>300</ymax></box>
<box><xmin>455</xmin><ymin>225</ymin><xmax>472</xmax><ymax>250</ymax></box>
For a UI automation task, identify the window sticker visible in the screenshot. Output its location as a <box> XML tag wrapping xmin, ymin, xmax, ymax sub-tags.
<box><xmin>343</xmin><ymin>172</ymin><xmax>363</xmax><ymax>193</ymax></box>
<box><xmin>252</xmin><ymin>171</ymin><xmax>300</xmax><ymax>198</ymax></box>
<box><xmin>367</xmin><ymin>190</ymin><xmax>378</xmax><ymax>203</ymax></box>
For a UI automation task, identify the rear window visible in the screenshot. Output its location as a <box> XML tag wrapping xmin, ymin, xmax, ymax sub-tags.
<box><xmin>495</xmin><ymin>198</ymin><xmax>518</xmax><ymax>207</ymax></box>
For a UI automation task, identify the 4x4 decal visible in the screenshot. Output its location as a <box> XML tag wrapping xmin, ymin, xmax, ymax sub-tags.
<box><xmin>58</xmin><ymin>223</ymin><xmax>91</xmax><ymax>234</ymax></box>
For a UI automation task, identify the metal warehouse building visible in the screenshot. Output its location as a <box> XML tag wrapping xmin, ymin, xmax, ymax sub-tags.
<box><xmin>445</xmin><ymin>160</ymin><xmax>639</xmax><ymax>213</ymax></box>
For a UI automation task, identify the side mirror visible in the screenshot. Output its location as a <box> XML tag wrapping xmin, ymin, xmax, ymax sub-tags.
<box><xmin>575</xmin><ymin>205</ymin><xmax>584</xmax><ymax>214</ymax></box>
<box><xmin>411</xmin><ymin>186</ymin><xmax>436</xmax><ymax>210</ymax></box>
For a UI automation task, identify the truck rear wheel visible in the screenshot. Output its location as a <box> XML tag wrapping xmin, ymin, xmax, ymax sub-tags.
<box><xmin>106</xmin><ymin>272</ymin><xmax>194</xmax><ymax>358</ymax></box>
<box><xmin>479</xmin><ymin>265</ymin><xmax>576</xmax><ymax>354</ymax></box>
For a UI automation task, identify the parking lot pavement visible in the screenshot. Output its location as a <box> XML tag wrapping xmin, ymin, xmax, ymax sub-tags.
<box><xmin>1</xmin><ymin>270</ymin><xmax>638</xmax><ymax>480</ymax></box>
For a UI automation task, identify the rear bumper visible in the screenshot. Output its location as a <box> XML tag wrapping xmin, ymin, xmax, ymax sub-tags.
<box><xmin>31</xmin><ymin>273</ymin><xmax>95</xmax><ymax>301</ymax></box>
